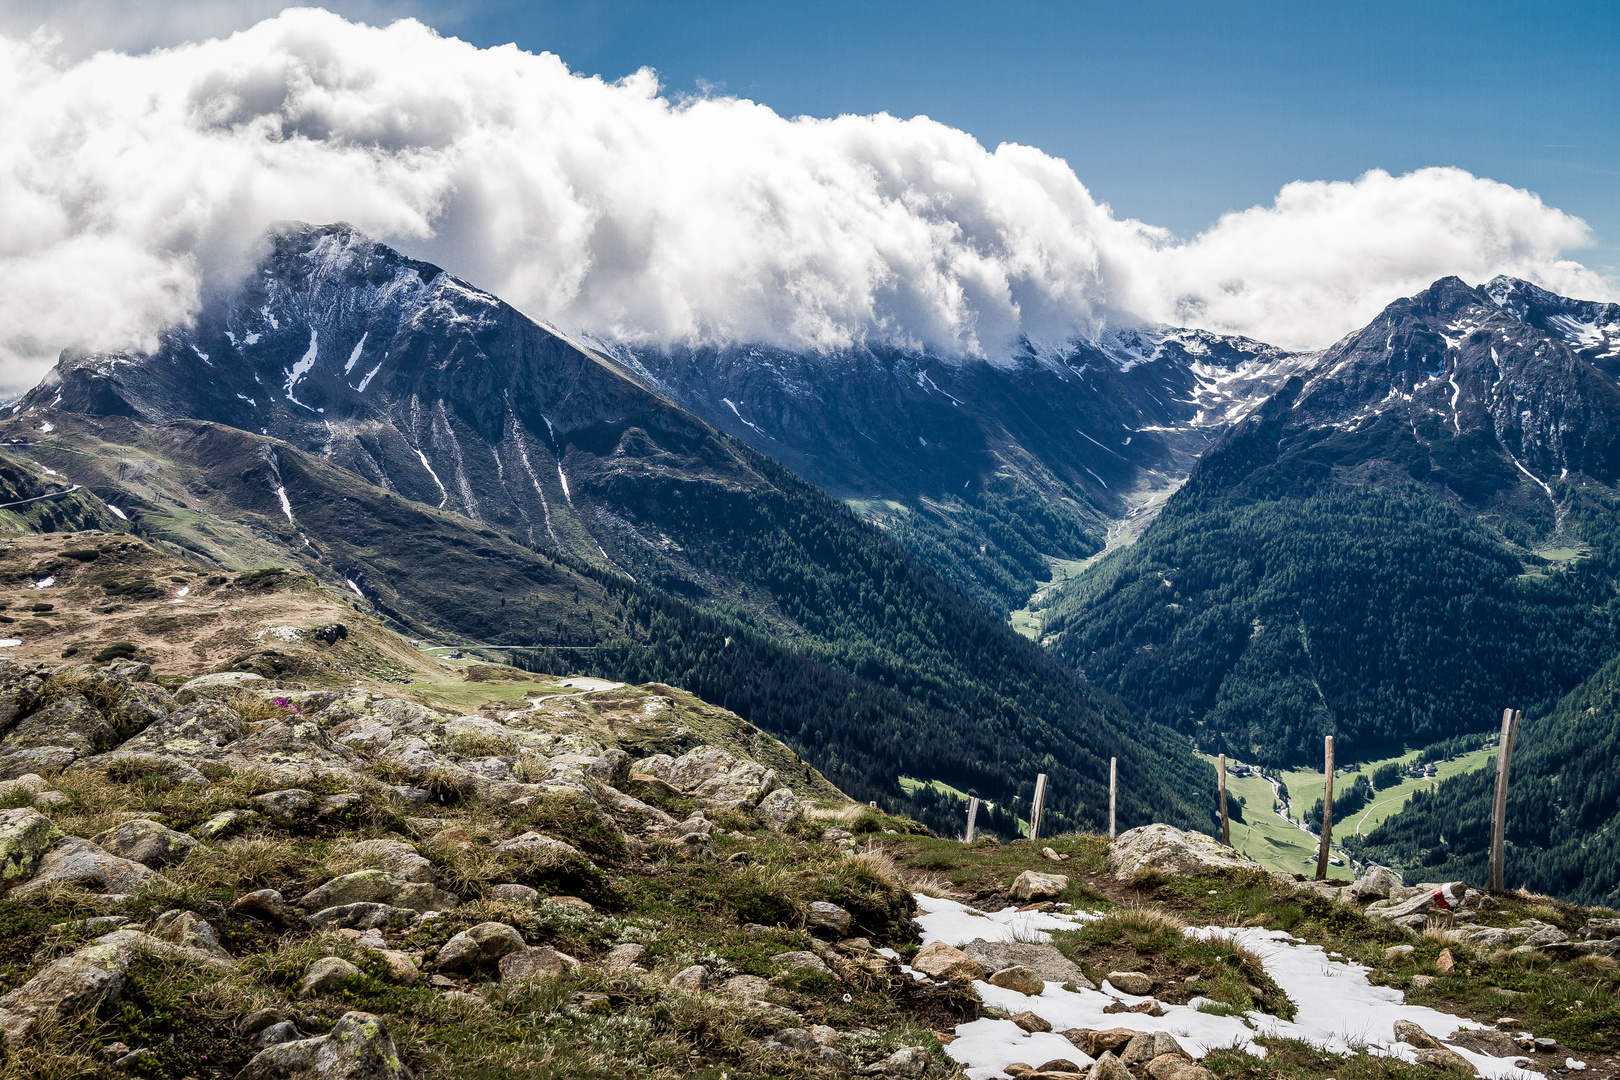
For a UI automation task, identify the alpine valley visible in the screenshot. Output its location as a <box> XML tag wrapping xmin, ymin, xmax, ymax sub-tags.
<box><xmin>10</xmin><ymin>221</ymin><xmax>1620</xmax><ymax>906</ymax></box>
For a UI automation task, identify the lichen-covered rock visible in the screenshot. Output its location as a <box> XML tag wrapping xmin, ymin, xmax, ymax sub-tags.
<box><xmin>858</xmin><ymin>1045</ymin><xmax>933</xmax><ymax>1077</ymax></box>
<box><xmin>602</xmin><ymin>943</ymin><xmax>646</xmax><ymax>973</ymax></box>
<box><xmin>718</xmin><ymin>973</ymin><xmax>772</xmax><ymax>999</ymax></box>
<box><xmin>490</xmin><ymin>831</ymin><xmax>585</xmax><ymax>861</ymax></box>
<box><xmin>75</xmin><ymin>751</ymin><xmax>210</xmax><ymax>787</ymax></box>
<box><xmin>228</xmin><ymin>719</ymin><xmax>361</xmax><ymax>772</ymax></box>
<box><xmin>346</xmin><ymin>839</ymin><xmax>434</xmax><ymax>883</ymax></box>
<box><xmin>1106</xmin><ymin>971</ymin><xmax>1153</xmax><ymax>995</ymax></box>
<box><xmin>486</xmin><ymin>883</ymin><xmax>539</xmax><ymax>903</ymax></box>
<box><xmin>1107</xmin><ymin>823</ymin><xmax>1262</xmax><ymax>881</ymax></box>
<box><xmin>95</xmin><ymin>928</ymin><xmax>237</xmax><ymax>972</ymax></box>
<box><xmin>756</xmin><ymin>788</ymin><xmax>803</xmax><ymax>831</ymax></box>
<box><xmin>987</xmin><ymin>965</ymin><xmax>1045</xmax><ymax>995</ymax></box>
<box><xmin>1010</xmin><ymin>870</ymin><xmax>1069</xmax><ymax>901</ymax></box>
<box><xmin>114</xmin><ymin>699</ymin><xmax>246</xmax><ymax>759</ymax></box>
<box><xmin>237</xmin><ymin>1010</ymin><xmax>412</xmax><ymax>1080</ymax></box>
<box><xmin>173</xmin><ymin>671</ymin><xmax>265</xmax><ymax>705</ymax></box>
<box><xmin>646</xmin><ymin>746</ymin><xmax>777</xmax><ymax>807</ymax></box>
<box><xmin>8</xmin><ymin>836</ymin><xmax>168</xmax><ymax>898</ymax></box>
<box><xmin>306</xmin><ymin>903</ymin><xmax>415</xmax><ymax>931</ymax></box>
<box><xmin>197</xmin><ymin>808</ymin><xmax>259</xmax><ymax>840</ymax></box>
<box><xmin>960</xmin><ymin>940</ymin><xmax>1093</xmax><ymax>988</ymax></box>
<box><xmin>0</xmin><ymin>691</ymin><xmax>112</xmax><ymax>758</ymax></box>
<box><xmin>0</xmin><ymin>674</ymin><xmax>44</xmax><ymax>738</ymax></box>
<box><xmin>911</xmin><ymin>941</ymin><xmax>984</xmax><ymax>981</ymax></box>
<box><xmin>1349</xmin><ymin>864</ymin><xmax>1404</xmax><ymax>902</ymax></box>
<box><xmin>0</xmin><ymin>938</ymin><xmax>129</xmax><ymax>1041</ymax></box>
<box><xmin>771</xmin><ymin>950</ymin><xmax>832</xmax><ymax>975</ymax></box>
<box><xmin>588</xmin><ymin>748</ymin><xmax>631</xmax><ymax>787</ymax></box>
<box><xmin>255</xmin><ymin>789</ymin><xmax>317</xmax><ymax>818</ymax></box>
<box><xmin>111</xmin><ymin>681</ymin><xmax>175</xmax><ymax>732</ymax></box>
<box><xmin>806</xmin><ymin>901</ymin><xmax>853</xmax><ymax>935</ymax></box>
<box><xmin>232</xmin><ymin>888</ymin><xmax>305</xmax><ymax>926</ymax></box>
<box><xmin>670</xmin><ymin>964</ymin><xmax>710</xmax><ymax>992</ymax></box>
<box><xmin>149</xmin><ymin>909</ymin><xmax>228</xmax><ymax>955</ymax></box>
<box><xmin>297</xmin><ymin>870</ymin><xmax>457</xmax><ymax>914</ymax></box>
<box><xmin>300</xmin><ymin>956</ymin><xmax>363</xmax><ymax>996</ymax></box>
<box><xmin>436</xmin><ymin>922</ymin><xmax>526</xmax><ymax>972</ymax></box>
<box><xmin>91</xmin><ymin>818</ymin><xmax>198</xmax><ymax>868</ymax></box>
<box><xmin>0</xmin><ymin>806</ymin><xmax>62</xmax><ymax>886</ymax></box>
<box><xmin>497</xmin><ymin>945</ymin><xmax>578</xmax><ymax>981</ymax></box>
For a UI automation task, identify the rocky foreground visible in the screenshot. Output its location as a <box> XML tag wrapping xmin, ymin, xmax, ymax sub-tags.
<box><xmin>0</xmin><ymin>654</ymin><xmax>1615</xmax><ymax>1080</ymax></box>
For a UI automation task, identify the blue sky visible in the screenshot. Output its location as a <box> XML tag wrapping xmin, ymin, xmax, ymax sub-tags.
<box><xmin>422</xmin><ymin>0</ymin><xmax>1619</xmax><ymax>279</ymax></box>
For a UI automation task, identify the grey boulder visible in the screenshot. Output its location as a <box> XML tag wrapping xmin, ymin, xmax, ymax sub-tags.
<box><xmin>236</xmin><ymin>1010</ymin><xmax>412</xmax><ymax>1080</ymax></box>
<box><xmin>91</xmin><ymin>818</ymin><xmax>198</xmax><ymax>869</ymax></box>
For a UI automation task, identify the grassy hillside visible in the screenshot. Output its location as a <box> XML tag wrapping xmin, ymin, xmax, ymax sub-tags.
<box><xmin>0</xmin><ymin>424</ymin><xmax>1214</xmax><ymax>841</ymax></box>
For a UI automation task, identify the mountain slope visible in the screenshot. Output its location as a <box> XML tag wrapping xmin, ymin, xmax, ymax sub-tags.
<box><xmin>603</xmin><ymin>331</ymin><xmax>1305</xmax><ymax>614</ymax></box>
<box><xmin>1043</xmin><ymin>276</ymin><xmax>1620</xmax><ymax>766</ymax></box>
<box><xmin>1356</xmin><ymin>636</ymin><xmax>1620</xmax><ymax>908</ymax></box>
<box><xmin>7</xmin><ymin>222</ymin><xmax>1214</xmax><ymax>836</ymax></box>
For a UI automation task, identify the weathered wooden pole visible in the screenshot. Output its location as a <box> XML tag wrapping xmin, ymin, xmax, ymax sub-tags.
<box><xmin>1315</xmin><ymin>735</ymin><xmax>1335</xmax><ymax>881</ymax></box>
<box><xmin>1109</xmin><ymin>757</ymin><xmax>1117</xmax><ymax>839</ymax></box>
<box><xmin>1489</xmin><ymin>708</ymin><xmax>1521</xmax><ymax>891</ymax></box>
<box><xmin>1029</xmin><ymin>773</ymin><xmax>1048</xmax><ymax>841</ymax></box>
<box><xmin>965</xmin><ymin>797</ymin><xmax>980</xmax><ymax>844</ymax></box>
<box><xmin>1218</xmin><ymin>753</ymin><xmax>1230</xmax><ymax>846</ymax></box>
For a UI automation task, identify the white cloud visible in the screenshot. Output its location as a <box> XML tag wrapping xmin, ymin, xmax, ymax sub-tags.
<box><xmin>0</xmin><ymin>8</ymin><xmax>1610</xmax><ymax>396</ymax></box>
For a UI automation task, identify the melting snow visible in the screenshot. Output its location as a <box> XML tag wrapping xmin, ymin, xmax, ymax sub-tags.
<box><xmin>414</xmin><ymin>449</ymin><xmax>449</xmax><ymax>508</ymax></box>
<box><xmin>237</xmin><ymin>393</ymin><xmax>258</xmax><ymax>407</ymax></box>
<box><xmin>191</xmin><ymin>344</ymin><xmax>212</xmax><ymax>366</ymax></box>
<box><xmin>274</xmin><ymin>486</ymin><xmax>295</xmax><ymax>525</ymax></box>
<box><xmin>284</xmin><ymin>330</ymin><xmax>319</xmax><ymax>409</ymax></box>
<box><xmin>344</xmin><ymin>332</ymin><xmax>369</xmax><ymax>375</ymax></box>
<box><xmin>912</xmin><ymin>897</ymin><xmax>1536</xmax><ymax>1080</ymax></box>
<box><xmin>346</xmin><ymin>579</ymin><xmax>364</xmax><ymax>598</ymax></box>
<box><xmin>37</xmin><ymin>422</ymin><xmax>52</xmax><ymax>433</ymax></box>
<box><xmin>721</xmin><ymin>397</ymin><xmax>772</xmax><ymax>439</ymax></box>
<box><xmin>0</xmin><ymin>640</ymin><xmax>19</xmax><ymax>648</ymax></box>
<box><xmin>356</xmin><ymin>363</ymin><xmax>384</xmax><ymax>392</ymax></box>
<box><xmin>30</xmin><ymin>577</ymin><xmax>53</xmax><ymax>589</ymax></box>
<box><xmin>105</xmin><ymin>505</ymin><xmax>127</xmax><ymax>520</ymax></box>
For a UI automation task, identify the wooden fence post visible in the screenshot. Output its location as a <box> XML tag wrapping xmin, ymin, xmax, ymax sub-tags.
<box><xmin>1489</xmin><ymin>708</ymin><xmax>1521</xmax><ymax>891</ymax></box>
<box><xmin>965</xmin><ymin>797</ymin><xmax>980</xmax><ymax>844</ymax></box>
<box><xmin>1109</xmin><ymin>757</ymin><xmax>1117</xmax><ymax>839</ymax></box>
<box><xmin>1029</xmin><ymin>773</ymin><xmax>1048</xmax><ymax>842</ymax></box>
<box><xmin>1315</xmin><ymin>735</ymin><xmax>1335</xmax><ymax>881</ymax></box>
<box><xmin>1218</xmin><ymin>753</ymin><xmax>1230</xmax><ymax>846</ymax></box>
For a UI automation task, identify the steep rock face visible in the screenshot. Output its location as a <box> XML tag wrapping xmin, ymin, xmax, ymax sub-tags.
<box><xmin>20</xmin><ymin>222</ymin><xmax>729</xmax><ymax>578</ymax></box>
<box><xmin>1271</xmin><ymin>276</ymin><xmax>1620</xmax><ymax>490</ymax></box>
<box><xmin>1486</xmin><ymin>275</ymin><xmax>1620</xmax><ymax>377</ymax></box>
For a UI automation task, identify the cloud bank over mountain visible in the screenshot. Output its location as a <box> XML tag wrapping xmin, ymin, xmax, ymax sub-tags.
<box><xmin>0</xmin><ymin>7</ymin><xmax>1610</xmax><ymax>394</ymax></box>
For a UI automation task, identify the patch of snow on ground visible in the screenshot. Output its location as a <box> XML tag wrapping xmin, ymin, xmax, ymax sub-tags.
<box><xmin>105</xmin><ymin>505</ymin><xmax>127</xmax><ymax>520</ymax></box>
<box><xmin>344</xmin><ymin>332</ymin><xmax>369</xmax><ymax>374</ymax></box>
<box><xmin>346</xmin><ymin>579</ymin><xmax>364</xmax><ymax>597</ymax></box>
<box><xmin>0</xmin><ymin>639</ymin><xmax>19</xmax><ymax>647</ymax></box>
<box><xmin>30</xmin><ymin>577</ymin><xmax>53</xmax><ymax>589</ymax></box>
<box><xmin>37</xmin><ymin>422</ymin><xmax>52</xmax><ymax>433</ymax></box>
<box><xmin>254</xmin><ymin>626</ymin><xmax>303</xmax><ymax>643</ymax></box>
<box><xmin>356</xmin><ymin>362</ymin><xmax>384</xmax><ymax>392</ymax></box>
<box><xmin>275</xmin><ymin>486</ymin><xmax>295</xmax><ymax>524</ymax></box>
<box><xmin>914</xmin><ymin>896</ymin><xmax>1536</xmax><ymax>1080</ymax></box>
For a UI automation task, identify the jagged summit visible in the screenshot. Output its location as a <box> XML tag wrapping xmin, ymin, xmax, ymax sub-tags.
<box><xmin>1485</xmin><ymin>274</ymin><xmax>1620</xmax><ymax>374</ymax></box>
<box><xmin>1210</xmin><ymin>274</ymin><xmax>1620</xmax><ymax>495</ymax></box>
